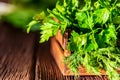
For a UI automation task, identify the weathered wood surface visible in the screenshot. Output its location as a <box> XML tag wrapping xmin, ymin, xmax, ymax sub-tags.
<box><xmin>0</xmin><ymin>23</ymin><xmax>35</xmax><ymax>80</ymax></box>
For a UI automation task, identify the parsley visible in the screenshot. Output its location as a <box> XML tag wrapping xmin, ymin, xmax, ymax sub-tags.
<box><xmin>28</xmin><ymin>0</ymin><xmax>120</xmax><ymax>79</ymax></box>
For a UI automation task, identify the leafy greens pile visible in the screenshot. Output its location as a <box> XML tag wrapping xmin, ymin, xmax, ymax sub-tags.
<box><xmin>28</xmin><ymin>0</ymin><xmax>120</xmax><ymax>79</ymax></box>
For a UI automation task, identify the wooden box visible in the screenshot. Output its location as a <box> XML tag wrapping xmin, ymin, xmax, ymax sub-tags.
<box><xmin>50</xmin><ymin>30</ymin><xmax>108</xmax><ymax>76</ymax></box>
<box><xmin>50</xmin><ymin>30</ymin><xmax>120</xmax><ymax>76</ymax></box>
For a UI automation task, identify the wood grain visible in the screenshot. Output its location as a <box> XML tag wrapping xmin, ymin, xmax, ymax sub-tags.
<box><xmin>35</xmin><ymin>40</ymin><xmax>64</xmax><ymax>80</ymax></box>
<box><xmin>0</xmin><ymin>23</ymin><xmax>35</xmax><ymax>80</ymax></box>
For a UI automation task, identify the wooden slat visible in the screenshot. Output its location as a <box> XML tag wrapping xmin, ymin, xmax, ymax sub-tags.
<box><xmin>0</xmin><ymin>23</ymin><xmax>35</xmax><ymax>80</ymax></box>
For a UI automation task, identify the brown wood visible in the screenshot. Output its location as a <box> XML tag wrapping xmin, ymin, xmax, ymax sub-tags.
<box><xmin>35</xmin><ymin>39</ymin><xmax>65</xmax><ymax>80</ymax></box>
<box><xmin>55</xmin><ymin>30</ymin><xmax>71</xmax><ymax>57</ymax></box>
<box><xmin>0</xmin><ymin>23</ymin><xmax>35</xmax><ymax>80</ymax></box>
<box><xmin>55</xmin><ymin>30</ymin><xmax>64</xmax><ymax>49</ymax></box>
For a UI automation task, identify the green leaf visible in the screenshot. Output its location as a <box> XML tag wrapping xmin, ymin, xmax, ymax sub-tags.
<box><xmin>98</xmin><ymin>0</ymin><xmax>110</xmax><ymax>8</ymax></box>
<box><xmin>40</xmin><ymin>22</ymin><xmax>59</xmax><ymax>43</ymax></box>
<box><xmin>71</xmin><ymin>0</ymin><xmax>79</xmax><ymax>11</ymax></box>
<box><xmin>60</xmin><ymin>21</ymin><xmax>67</xmax><ymax>34</ymax></box>
<box><xmin>76</xmin><ymin>11</ymin><xmax>94</xmax><ymax>30</ymax></box>
<box><xmin>94</xmin><ymin>1</ymin><xmax>100</xmax><ymax>8</ymax></box>
<box><xmin>68</xmin><ymin>31</ymin><xmax>87</xmax><ymax>52</ymax></box>
<box><xmin>113</xmin><ymin>16</ymin><xmax>120</xmax><ymax>24</ymax></box>
<box><xmin>33</xmin><ymin>11</ymin><xmax>46</xmax><ymax>21</ymax></box>
<box><xmin>76</xmin><ymin>11</ymin><xmax>89</xmax><ymax>29</ymax></box>
<box><xmin>85</xmin><ymin>34</ymin><xmax>98</xmax><ymax>52</ymax></box>
<box><xmin>116</xmin><ymin>3</ymin><xmax>120</xmax><ymax>7</ymax></box>
<box><xmin>27</xmin><ymin>20</ymin><xmax>38</xmax><ymax>33</ymax></box>
<box><xmin>104</xmin><ymin>24</ymin><xmax>116</xmax><ymax>45</ymax></box>
<box><xmin>94</xmin><ymin>8</ymin><xmax>109</xmax><ymax>24</ymax></box>
<box><xmin>56</xmin><ymin>1</ymin><xmax>65</xmax><ymax>14</ymax></box>
<box><xmin>48</xmin><ymin>9</ymin><xmax>64</xmax><ymax>22</ymax></box>
<box><xmin>72</xmin><ymin>0</ymin><xmax>78</xmax><ymax>8</ymax></box>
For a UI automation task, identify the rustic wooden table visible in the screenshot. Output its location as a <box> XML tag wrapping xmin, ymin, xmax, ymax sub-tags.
<box><xmin>0</xmin><ymin>23</ymin><xmax>108</xmax><ymax>80</ymax></box>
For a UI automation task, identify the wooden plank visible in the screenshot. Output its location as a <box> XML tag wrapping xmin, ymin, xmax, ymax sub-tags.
<box><xmin>35</xmin><ymin>39</ymin><xmax>64</xmax><ymax>80</ymax></box>
<box><xmin>35</xmin><ymin>37</ymin><xmax>108</xmax><ymax>80</ymax></box>
<box><xmin>0</xmin><ymin>23</ymin><xmax>35</xmax><ymax>80</ymax></box>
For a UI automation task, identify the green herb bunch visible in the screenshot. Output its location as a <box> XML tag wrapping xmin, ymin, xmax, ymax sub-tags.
<box><xmin>28</xmin><ymin>0</ymin><xmax>120</xmax><ymax>79</ymax></box>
